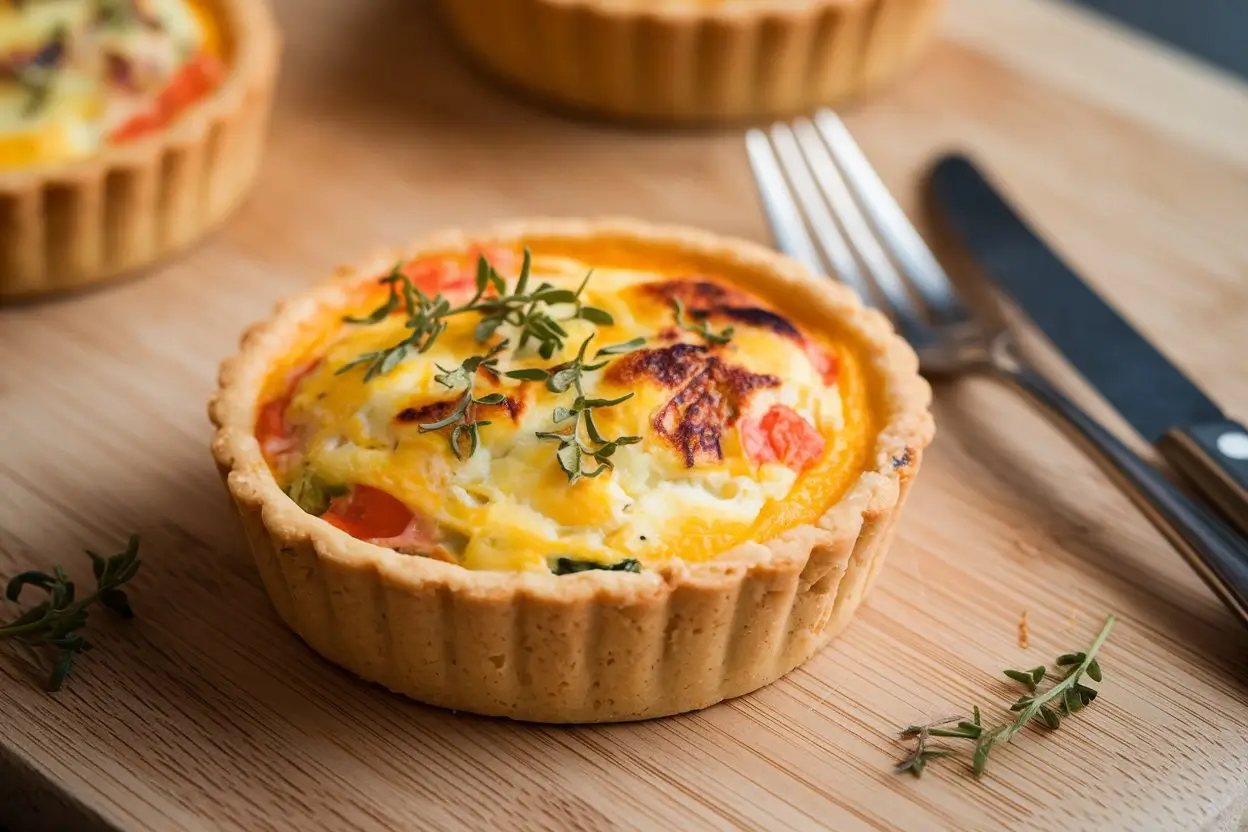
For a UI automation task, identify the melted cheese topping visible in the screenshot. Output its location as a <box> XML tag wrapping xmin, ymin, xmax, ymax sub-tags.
<box><xmin>260</xmin><ymin>249</ymin><xmax>879</xmax><ymax>573</ymax></box>
<box><xmin>0</xmin><ymin>0</ymin><xmax>223</xmax><ymax>170</ymax></box>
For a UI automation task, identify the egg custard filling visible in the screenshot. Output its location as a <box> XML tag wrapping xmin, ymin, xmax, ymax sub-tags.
<box><xmin>0</xmin><ymin>0</ymin><xmax>224</xmax><ymax>170</ymax></box>
<box><xmin>256</xmin><ymin>247</ymin><xmax>880</xmax><ymax>574</ymax></box>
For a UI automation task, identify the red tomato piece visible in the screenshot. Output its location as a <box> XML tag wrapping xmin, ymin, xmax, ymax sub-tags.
<box><xmin>740</xmin><ymin>404</ymin><xmax>825</xmax><ymax>473</ymax></box>
<box><xmin>400</xmin><ymin>247</ymin><xmax>517</xmax><ymax>300</ymax></box>
<box><xmin>401</xmin><ymin>258</ymin><xmax>466</xmax><ymax>297</ymax></box>
<box><xmin>322</xmin><ymin>485</ymin><xmax>417</xmax><ymax>541</ymax></box>
<box><xmin>467</xmin><ymin>246</ymin><xmax>517</xmax><ymax>277</ymax></box>
<box><xmin>256</xmin><ymin>397</ymin><xmax>296</xmax><ymax>456</ymax></box>
<box><xmin>185</xmin><ymin>53</ymin><xmax>226</xmax><ymax>93</ymax></box>
<box><xmin>254</xmin><ymin>360</ymin><xmax>321</xmax><ymax>458</ymax></box>
<box><xmin>110</xmin><ymin>53</ymin><xmax>224</xmax><ymax>144</ymax></box>
<box><xmin>805</xmin><ymin>342</ymin><xmax>840</xmax><ymax>386</ymax></box>
<box><xmin>159</xmin><ymin>53</ymin><xmax>223</xmax><ymax>118</ymax></box>
<box><xmin>739</xmin><ymin>416</ymin><xmax>774</xmax><ymax>465</ymax></box>
<box><xmin>110</xmin><ymin>110</ymin><xmax>162</xmax><ymax>143</ymax></box>
<box><xmin>156</xmin><ymin>75</ymin><xmax>197</xmax><ymax>120</ymax></box>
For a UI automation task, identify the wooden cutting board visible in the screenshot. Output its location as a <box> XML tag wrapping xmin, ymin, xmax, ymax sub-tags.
<box><xmin>3</xmin><ymin>1</ymin><xmax>1247</xmax><ymax>830</ymax></box>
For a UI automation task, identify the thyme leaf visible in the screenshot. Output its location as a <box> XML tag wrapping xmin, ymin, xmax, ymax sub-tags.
<box><xmin>533</xmin><ymin>335</ymin><xmax>643</xmax><ymax>483</ymax></box>
<box><xmin>336</xmin><ymin>262</ymin><xmax>451</xmax><ymax>381</ymax></box>
<box><xmin>468</xmin><ymin>250</ymin><xmax>609</xmax><ymax>359</ymax></box>
<box><xmin>548</xmin><ymin>557</ymin><xmax>642</xmax><ymax>575</ymax></box>
<box><xmin>338</xmin><ymin>249</ymin><xmax>612</xmax><ymax>380</ymax></box>
<box><xmin>671</xmin><ymin>298</ymin><xmax>733</xmax><ymax>346</ymax></box>
<box><xmin>331</xmin><ymin>250</ymin><xmax>647</xmax><ymax>477</ymax></box>
<box><xmin>595</xmin><ymin>337</ymin><xmax>646</xmax><ymax>356</ymax></box>
<box><xmin>419</xmin><ymin>340</ymin><xmax>509</xmax><ymax>458</ymax></box>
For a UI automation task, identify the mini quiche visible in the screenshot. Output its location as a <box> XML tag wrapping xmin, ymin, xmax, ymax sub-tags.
<box><xmin>0</xmin><ymin>0</ymin><xmax>278</xmax><ymax>299</ymax></box>
<box><xmin>210</xmin><ymin>219</ymin><xmax>933</xmax><ymax>723</ymax></box>
<box><xmin>435</xmin><ymin>0</ymin><xmax>945</xmax><ymax>124</ymax></box>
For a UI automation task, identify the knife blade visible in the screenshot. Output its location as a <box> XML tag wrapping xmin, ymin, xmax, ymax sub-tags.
<box><xmin>929</xmin><ymin>153</ymin><xmax>1248</xmax><ymax>535</ymax></box>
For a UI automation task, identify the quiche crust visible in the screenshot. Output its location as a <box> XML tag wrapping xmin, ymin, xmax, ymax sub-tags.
<box><xmin>0</xmin><ymin>0</ymin><xmax>280</xmax><ymax>301</ymax></box>
<box><xmin>209</xmin><ymin>218</ymin><xmax>933</xmax><ymax>723</ymax></box>
<box><xmin>434</xmin><ymin>0</ymin><xmax>945</xmax><ymax>124</ymax></box>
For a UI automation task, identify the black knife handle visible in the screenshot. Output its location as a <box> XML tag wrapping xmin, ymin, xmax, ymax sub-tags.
<box><xmin>999</xmin><ymin>366</ymin><xmax>1248</xmax><ymax>627</ymax></box>
<box><xmin>1159</xmin><ymin>422</ymin><xmax>1248</xmax><ymax>538</ymax></box>
<box><xmin>932</xmin><ymin>153</ymin><xmax>1248</xmax><ymax>536</ymax></box>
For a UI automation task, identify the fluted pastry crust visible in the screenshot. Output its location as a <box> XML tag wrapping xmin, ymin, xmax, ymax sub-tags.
<box><xmin>209</xmin><ymin>218</ymin><xmax>934</xmax><ymax>723</ymax></box>
<box><xmin>434</xmin><ymin>0</ymin><xmax>945</xmax><ymax>124</ymax></box>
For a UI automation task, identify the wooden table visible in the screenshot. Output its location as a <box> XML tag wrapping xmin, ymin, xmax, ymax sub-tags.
<box><xmin>3</xmin><ymin>1</ymin><xmax>1247</xmax><ymax>830</ymax></box>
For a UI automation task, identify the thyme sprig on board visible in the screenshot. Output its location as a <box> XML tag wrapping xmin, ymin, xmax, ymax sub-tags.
<box><xmin>1</xmin><ymin>535</ymin><xmax>142</xmax><ymax>692</ymax></box>
<box><xmin>896</xmin><ymin>614</ymin><xmax>1115</xmax><ymax>779</ymax></box>
<box><xmin>894</xmin><ymin>711</ymin><xmax>980</xmax><ymax>777</ymax></box>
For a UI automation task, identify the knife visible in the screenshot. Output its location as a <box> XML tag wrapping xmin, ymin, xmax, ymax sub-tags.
<box><xmin>929</xmin><ymin>154</ymin><xmax>1248</xmax><ymax>537</ymax></box>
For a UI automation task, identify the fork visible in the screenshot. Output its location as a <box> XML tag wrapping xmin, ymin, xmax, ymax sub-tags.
<box><xmin>745</xmin><ymin>110</ymin><xmax>1248</xmax><ymax>627</ymax></box>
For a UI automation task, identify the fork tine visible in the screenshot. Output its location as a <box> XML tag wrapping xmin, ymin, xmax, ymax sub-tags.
<box><xmin>790</xmin><ymin>118</ymin><xmax>925</xmax><ymax>335</ymax></box>
<box><xmin>765</xmin><ymin>124</ymin><xmax>871</xmax><ymax>300</ymax></box>
<box><xmin>814</xmin><ymin>110</ymin><xmax>972</xmax><ymax>324</ymax></box>
<box><xmin>745</xmin><ymin>129</ymin><xmax>822</xmax><ymax>275</ymax></box>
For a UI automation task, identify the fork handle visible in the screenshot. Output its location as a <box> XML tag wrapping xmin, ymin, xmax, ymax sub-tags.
<box><xmin>995</xmin><ymin>363</ymin><xmax>1248</xmax><ymax>626</ymax></box>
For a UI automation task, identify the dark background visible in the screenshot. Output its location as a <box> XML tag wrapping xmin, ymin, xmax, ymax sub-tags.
<box><xmin>1073</xmin><ymin>0</ymin><xmax>1247</xmax><ymax>78</ymax></box>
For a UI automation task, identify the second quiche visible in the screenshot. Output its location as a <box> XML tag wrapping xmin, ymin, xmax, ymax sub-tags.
<box><xmin>435</xmin><ymin>0</ymin><xmax>945</xmax><ymax>124</ymax></box>
<box><xmin>211</xmin><ymin>219</ymin><xmax>933</xmax><ymax>722</ymax></box>
<box><xmin>0</xmin><ymin>0</ymin><xmax>278</xmax><ymax>299</ymax></box>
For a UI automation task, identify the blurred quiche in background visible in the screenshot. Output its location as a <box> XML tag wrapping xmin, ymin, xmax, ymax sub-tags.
<box><xmin>0</xmin><ymin>0</ymin><xmax>278</xmax><ymax>300</ymax></box>
<box><xmin>210</xmin><ymin>219</ymin><xmax>933</xmax><ymax>722</ymax></box>
<box><xmin>434</xmin><ymin>0</ymin><xmax>945</xmax><ymax>124</ymax></box>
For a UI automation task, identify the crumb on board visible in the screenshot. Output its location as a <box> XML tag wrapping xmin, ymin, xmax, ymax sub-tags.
<box><xmin>1018</xmin><ymin>609</ymin><xmax>1030</xmax><ymax>649</ymax></box>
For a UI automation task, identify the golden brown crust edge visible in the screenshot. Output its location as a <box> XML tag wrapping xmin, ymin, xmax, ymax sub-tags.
<box><xmin>433</xmin><ymin>0</ymin><xmax>946</xmax><ymax>124</ymax></box>
<box><xmin>0</xmin><ymin>0</ymin><xmax>281</xmax><ymax>300</ymax></box>
<box><xmin>209</xmin><ymin>218</ymin><xmax>934</xmax><ymax>722</ymax></box>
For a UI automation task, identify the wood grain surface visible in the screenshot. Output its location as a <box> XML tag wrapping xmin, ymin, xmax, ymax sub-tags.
<box><xmin>3</xmin><ymin>1</ymin><xmax>1248</xmax><ymax>830</ymax></box>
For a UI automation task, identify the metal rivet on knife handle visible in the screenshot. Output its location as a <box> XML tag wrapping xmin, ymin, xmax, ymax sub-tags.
<box><xmin>1159</xmin><ymin>422</ymin><xmax>1248</xmax><ymax>538</ymax></box>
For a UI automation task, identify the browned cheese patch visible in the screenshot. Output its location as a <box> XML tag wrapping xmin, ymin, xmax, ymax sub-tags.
<box><xmin>608</xmin><ymin>344</ymin><xmax>780</xmax><ymax>467</ymax></box>
<box><xmin>642</xmin><ymin>278</ymin><xmax>802</xmax><ymax>340</ymax></box>
<box><xmin>396</xmin><ymin>395</ymin><xmax>525</xmax><ymax>426</ymax></box>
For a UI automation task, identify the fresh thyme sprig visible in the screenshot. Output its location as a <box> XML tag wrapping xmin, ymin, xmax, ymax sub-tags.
<box><xmin>1</xmin><ymin>535</ymin><xmax>142</xmax><ymax>692</ymax></box>
<box><xmin>672</xmin><ymin>298</ymin><xmax>734</xmax><ymax>345</ymax></box>
<box><xmin>338</xmin><ymin>250</ymin><xmax>616</xmax><ymax>382</ymax></box>
<box><xmin>470</xmin><ymin>251</ymin><xmax>613</xmax><ymax>359</ymax></box>
<box><xmin>895</xmin><ymin>614</ymin><xmax>1115</xmax><ymax>779</ymax></box>
<box><xmin>336</xmin><ymin>263</ymin><xmax>452</xmax><ymax>381</ymax></box>
<box><xmin>513</xmin><ymin>335</ymin><xmax>646</xmax><ymax>483</ymax></box>
<box><xmin>419</xmin><ymin>340</ymin><xmax>510</xmax><ymax>458</ymax></box>
<box><xmin>972</xmin><ymin>615</ymin><xmax>1114</xmax><ymax>775</ymax></box>
<box><xmin>335</xmin><ymin>250</ymin><xmax>644</xmax><ymax>474</ymax></box>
